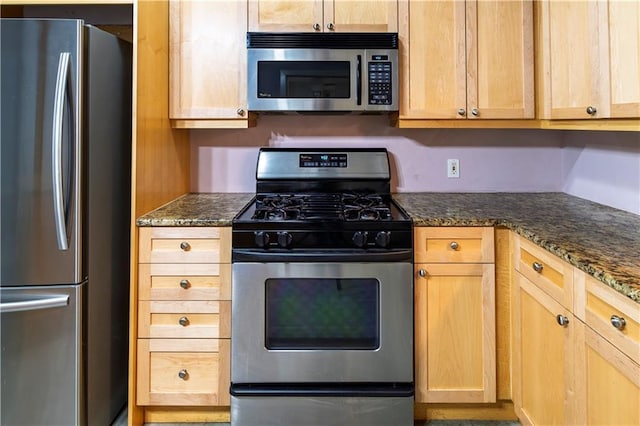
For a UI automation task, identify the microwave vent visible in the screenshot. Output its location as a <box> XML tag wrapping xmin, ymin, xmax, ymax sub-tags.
<box><xmin>247</xmin><ymin>32</ymin><xmax>398</xmax><ymax>50</ymax></box>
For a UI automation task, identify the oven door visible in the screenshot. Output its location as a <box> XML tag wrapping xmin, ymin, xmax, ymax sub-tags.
<box><xmin>231</xmin><ymin>262</ymin><xmax>413</xmax><ymax>384</ymax></box>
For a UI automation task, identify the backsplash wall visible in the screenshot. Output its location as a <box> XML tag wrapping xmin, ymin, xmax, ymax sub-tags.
<box><xmin>190</xmin><ymin>115</ymin><xmax>639</xmax><ymax>214</ymax></box>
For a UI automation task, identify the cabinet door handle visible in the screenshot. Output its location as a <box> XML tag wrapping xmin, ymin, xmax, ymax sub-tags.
<box><xmin>586</xmin><ymin>105</ymin><xmax>597</xmax><ymax>115</ymax></box>
<box><xmin>179</xmin><ymin>279</ymin><xmax>191</xmax><ymax>289</ymax></box>
<box><xmin>179</xmin><ymin>316</ymin><xmax>190</xmax><ymax>327</ymax></box>
<box><xmin>418</xmin><ymin>269</ymin><xmax>427</xmax><ymax>278</ymax></box>
<box><xmin>471</xmin><ymin>108</ymin><xmax>479</xmax><ymax>116</ymax></box>
<box><xmin>556</xmin><ymin>314</ymin><xmax>569</xmax><ymax>327</ymax></box>
<box><xmin>327</xmin><ymin>22</ymin><xmax>334</xmax><ymax>30</ymax></box>
<box><xmin>532</xmin><ymin>261</ymin><xmax>544</xmax><ymax>273</ymax></box>
<box><xmin>178</xmin><ymin>369</ymin><xmax>189</xmax><ymax>380</ymax></box>
<box><xmin>236</xmin><ymin>108</ymin><xmax>245</xmax><ymax>116</ymax></box>
<box><xmin>180</xmin><ymin>241</ymin><xmax>191</xmax><ymax>251</ymax></box>
<box><xmin>313</xmin><ymin>23</ymin><xmax>320</xmax><ymax>31</ymax></box>
<box><xmin>457</xmin><ymin>108</ymin><xmax>466</xmax><ymax>116</ymax></box>
<box><xmin>449</xmin><ymin>241</ymin><xmax>459</xmax><ymax>250</ymax></box>
<box><xmin>610</xmin><ymin>315</ymin><xmax>626</xmax><ymax>331</ymax></box>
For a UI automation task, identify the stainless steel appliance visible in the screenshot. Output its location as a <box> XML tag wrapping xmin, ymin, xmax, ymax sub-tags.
<box><xmin>231</xmin><ymin>148</ymin><xmax>413</xmax><ymax>426</ymax></box>
<box><xmin>247</xmin><ymin>33</ymin><xmax>399</xmax><ymax>113</ymax></box>
<box><xmin>1</xmin><ymin>19</ymin><xmax>131</xmax><ymax>426</ymax></box>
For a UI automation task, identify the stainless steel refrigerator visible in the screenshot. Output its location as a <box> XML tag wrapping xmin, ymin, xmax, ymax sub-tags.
<box><xmin>1</xmin><ymin>19</ymin><xmax>131</xmax><ymax>426</ymax></box>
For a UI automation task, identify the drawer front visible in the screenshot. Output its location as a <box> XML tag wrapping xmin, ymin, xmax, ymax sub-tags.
<box><xmin>137</xmin><ymin>338</ymin><xmax>230</xmax><ymax>406</ymax></box>
<box><xmin>138</xmin><ymin>263</ymin><xmax>231</xmax><ymax>301</ymax></box>
<box><xmin>139</xmin><ymin>227</ymin><xmax>231</xmax><ymax>264</ymax></box>
<box><xmin>138</xmin><ymin>301</ymin><xmax>231</xmax><ymax>339</ymax></box>
<box><xmin>414</xmin><ymin>227</ymin><xmax>495</xmax><ymax>263</ymax></box>
<box><xmin>575</xmin><ymin>272</ymin><xmax>640</xmax><ymax>364</ymax></box>
<box><xmin>514</xmin><ymin>235</ymin><xmax>573</xmax><ymax>309</ymax></box>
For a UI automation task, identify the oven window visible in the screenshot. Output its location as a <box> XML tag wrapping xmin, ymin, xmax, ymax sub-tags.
<box><xmin>265</xmin><ymin>278</ymin><xmax>380</xmax><ymax>350</ymax></box>
<box><xmin>257</xmin><ymin>61</ymin><xmax>350</xmax><ymax>98</ymax></box>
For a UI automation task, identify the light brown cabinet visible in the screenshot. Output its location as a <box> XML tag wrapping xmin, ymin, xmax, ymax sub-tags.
<box><xmin>414</xmin><ymin>227</ymin><xmax>496</xmax><ymax>403</ymax></box>
<box><xmin>169</xmin><ymin>0</ymin><xmax>249</xmax><ymax>128</ymax></box>
<box><xmin>539</xmin><ymin>0</ymin><xmax>640</xmax><ymax>119</ymax></box>
<box><xmin>399</xmin><ymin>0</ymin><xmax>534</xmax><ymax>120</ymax></box>
<box><xmin>136</xmin><ymin>227</ymin><xmax>231</xmax><ymax>407</ymax></box>
<box><xmin>248</xmin><ymin>0</ymin><xmax>398</xmax><ymax>33</ymax></box>
<box><xmin>512</xmin><ymin>234</ymin><xmax>640</xmax><ymax>426</ymax></box>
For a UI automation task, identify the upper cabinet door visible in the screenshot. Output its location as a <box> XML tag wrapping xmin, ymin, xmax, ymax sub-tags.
<box><xmin>400</xmin><ymin>0</ymin><xmax>466</xmax><ymax>119</ymax></box>
<box><xmin>325</xmin><ymin>0</ymin><xmax>398</xmax><ymax>32</ymax></box>
<box><xmin>608</xmin><ymin>0</ymin><xmax>640</xmax><ymax>118</ymax></box>
<box><xmin>540</xmin><ymin>0</ymin><xmax>640</xmax><ymax>120</ymax></box>
<box><xmin>248</xmin><ymin>0</ymin><xmax>398</xmax><ymax>32</ymax></box>
<box><xmin>169</xmin><ymin>0</ymin><xmax>248</xmax><ymax>126</ymax></box>
<box><xmin>468</xmin><ymin>0</ymin><xmax>534</xmax><ymax>119</ymax></box>
<box><xmin>248</xmin><ymin>0</ymin><xmax>323</xmax><ymax>32</ymax></box>
<box><xmin>399</xmin><ymin>0</ymin><xmax>534</xmax><ymax>120</ymax></box>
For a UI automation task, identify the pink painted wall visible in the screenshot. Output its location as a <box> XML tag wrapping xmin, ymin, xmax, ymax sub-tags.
<box><xmin>190</xmin><ymin>115</ymin><xmax>639</xmax><ymax>214</ymax></box>
<box><xmin>562</xmin><ymin>131</ymin><xmax>640</xmax><ymax>215</ymax></box>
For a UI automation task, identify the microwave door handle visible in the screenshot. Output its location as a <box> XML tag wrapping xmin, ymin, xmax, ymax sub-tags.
<box><xmin>356</xmin><ymin>54</ymin><xmax>362</xmax><ymax>106</ymax></box>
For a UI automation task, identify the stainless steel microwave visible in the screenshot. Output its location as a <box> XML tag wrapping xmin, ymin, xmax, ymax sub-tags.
<box><xmin>247</xmin><ymin>32</ymin><xmax>399</xmax><ymax>113</ymax></box>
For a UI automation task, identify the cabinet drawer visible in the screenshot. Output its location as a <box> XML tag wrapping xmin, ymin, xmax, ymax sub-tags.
<box><xmin>139</xmin><ymin>227</ymin><xmax>231</xmax><ymax>264</ymax></box>
<box><xmin>137</xmin><ymin>338</ymin><xmax>230</xmax><ymax>406</ymax></box>
<box><xmin>138</xmin><ymin>263</ymin><xmax>231</xmax><ymax>301</ymax></box>
<box><xmin>138</xmin><ymin>301</ymin><xmax>231</xmax><ymax>339</ymax></box>
<box><xmin>514</xmin><ymin>235</ymin><xmax>573</xmax><ymax>309</ymax></box>
<box><xmin>414</xmin><ymin>227</ymin><xmax>494</xmax><ymax>263</ymax></box>
<box><xmin>575</xmin><ymin>271</ymin><xmax>640</xmax><ymax>364</ymax></box>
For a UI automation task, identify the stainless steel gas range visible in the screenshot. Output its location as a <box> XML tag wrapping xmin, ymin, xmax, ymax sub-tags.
<box><xmin>230</xmin><ymin>148</ymin><xmax>414</xmax><ymax>426</ymax></box>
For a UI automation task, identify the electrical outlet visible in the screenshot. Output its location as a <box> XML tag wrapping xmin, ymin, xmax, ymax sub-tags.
<box><xmin>447</xmin><ymin>159</ymin><xmax>460</xmax><ymax>178</ymax></box>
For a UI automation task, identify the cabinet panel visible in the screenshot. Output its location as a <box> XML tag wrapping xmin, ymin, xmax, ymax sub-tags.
<box><xmin>512</xmin><ymin>273</ymin><xmax>576</xmax><ymax>426</ymax></box>
<box><xmin>139</xmin><ymin>227</ymin><xmax>231</xmax><ymax>264</ymax></box>
<box><xmin>576</xmin><ymin>324</ymin><xmax>640</xmax><ymax>425</ymax></box>
<box><xmin>137</xmin><ymin>339</ymin><xmax>230</xmax><ymax>406</ymax></box>
<box><xmin>608</xmin><ymin>0</ymin><xmax>640</xmax><ymax>117</ymax></box>
<box><xmin>326</xmin><ymin>0</ymin><xmax>398</xmax><ymax>32</ymax></box>
<box><xmin>514</xmin><ymin>235</ymin><xmax>573</xmax><ymax>309</ymax></box>
<box><xmin>415</xmin><ymin>263</ymin><xmax>496</xmax><ymax>403</ymax></box>
<box><xmin>248</xmin><ymin>0</ymin><xmax>322</xmax><ymax>32</ymax></box>
<box><xmin>400</xmin><ymin>0</ymin><xmax>533</xmax><ymax>120</ymax></box>
<box><xmin>169</xmin><ymin>0</ymin><xmax>248</xmax><ymax>123</ymax></box>
<box><xmin>414</xmin><ymin>227</ymin><xmax>494</xmax><ymax>263</ymax></box>
<box><xmin>138</xmin><ymin>263</ymin><xmax>231</xmax><ymax>301</ymax></box>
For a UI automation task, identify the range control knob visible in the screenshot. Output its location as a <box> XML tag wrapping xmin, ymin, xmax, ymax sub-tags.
<box><xmin>375</xmin><ymin>231</ymin><xmax>391</xmax><ymax>248</ymax></box>
<box><xmin>254</xmin><ymin>231</ymin><xmax>270</xmax><ymax>248</ymax></box>
<box><xmin>352</xmin><ymin>231</ymin><xmax>369</xmax><ymax>248</ymax></box>
<box><xmin>277</xmin><ymin>231</ymin><xmax>293</xmax><ymax>248</ymax></box>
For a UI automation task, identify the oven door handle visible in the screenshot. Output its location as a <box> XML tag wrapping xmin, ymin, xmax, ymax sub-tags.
<box><xmin>232</xmin><ymin>249</ymin><xmax>413</xmax><ymax>263</ymax></box>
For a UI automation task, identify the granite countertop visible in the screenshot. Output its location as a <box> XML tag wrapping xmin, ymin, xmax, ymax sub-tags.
<box><xmin>394</xmin><ymin>192</ymin><xmax>640</xmax><ymax>303</ymax></box>
<box><xmin>137</xmin><ymin>192</ymin><xmax>640</xmax><ymax>303</ymax></box>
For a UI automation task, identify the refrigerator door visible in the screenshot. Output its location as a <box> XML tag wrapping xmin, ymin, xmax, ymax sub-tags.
<box><xmin>1</xmin><ymin>19</ymin><xmax>83</xmax><ymax>287</ymax></box>
<box><xmin>1</xmin><ymin>284</ymin><xmax>83</xmax><ymax>426</ymax></box>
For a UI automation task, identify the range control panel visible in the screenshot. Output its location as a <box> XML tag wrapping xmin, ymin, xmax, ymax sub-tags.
<box><xmin>368</xmin><ymin>59</ymin><xmax>392</xmax><ymax>105</ymax></box>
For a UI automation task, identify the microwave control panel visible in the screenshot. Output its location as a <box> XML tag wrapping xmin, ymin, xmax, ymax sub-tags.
<box><xmin>368</xmin><ymin>58</ymin><xmax>392</xmax><ymax>105</ymax></box>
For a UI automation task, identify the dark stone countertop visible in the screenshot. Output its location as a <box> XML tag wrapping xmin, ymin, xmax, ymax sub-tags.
<box><xmin>394</xmin><ymin>192</ymin><xmax>640</xmax><ymax>304</ymax></box>
<box><xmin>137</xmin><ymin>192</ymin><xmax>640</xmax><ymax>303</ymax></box>
<box><xmin>136</xmin><ymin>193</ymin><xmax>254</xmax><ymax>227</ymax></box>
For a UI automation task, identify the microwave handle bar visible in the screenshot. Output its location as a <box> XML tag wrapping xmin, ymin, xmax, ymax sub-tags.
<box><xmin>356</xmin><ymin>54</ymin><xmax>362</xmax><ymax>106</ymax></box>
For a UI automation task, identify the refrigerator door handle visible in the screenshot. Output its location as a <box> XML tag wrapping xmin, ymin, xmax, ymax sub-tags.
<box><xmin>52</xmin><ymin>51</ymin><xmax>72</xmax><ymax>251</ymax></box>
<box><xmin>0</xmin><ymin>294</ymin><xmax>69</xmax><ymax>313</ymax></box>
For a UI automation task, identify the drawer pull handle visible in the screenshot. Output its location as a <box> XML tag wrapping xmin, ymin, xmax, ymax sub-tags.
<box><xmin>418</xmin><ymin>269</ymin><xmax>427</xmax><ymax>278</ymax></box>
<box><xmin>179</xmin><ymin>279</ymin><xmax>191</xmax><ymax>289</ymax></box>
<box><xmin>532</xmin><ymin>261</ymin><xmax>544</xmax><ymax>273</ymax></box>
<box><xmin>178</xmin><ymin>369</ymin><xmax>189</xmax><ymax>380</ymax></box>
<box><xmin>180</xmin><ymin>241</ymin><xmax>191</xmax><ymax>251</ymax></box>
<box><xmin>610</xmin><ymin>315</ymin><xmax>626</xmax><ymax>331</ymax></box>
<box><xmin>449</xmin><ymin>241</ymin><xmax>459</xmax><ymax>250</ymax></box>
<box><xmin>556</xmin><ymin>314</ymin><xmax>569</xmax><ymax>327</ymax></box>
<box><xmin>179</xmin><ymin>316</ymin><xmax>190</xmax><ymax>327</ymax></box>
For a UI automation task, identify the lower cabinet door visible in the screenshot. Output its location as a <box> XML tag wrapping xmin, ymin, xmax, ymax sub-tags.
<box><xmin>137</xmin><ymin>338</ymin><xmax>230</xmax><ymax>406</ymax></box>
<box><xmin>414</xmin><ymin>263</ymin><xmax>496</xmax><ymax>403</ymax></box>
<box><xmin>513</xmin><ymin>272</ymin><xmax>576</xmax><ymax>425</ymax></box>
<box><xmin>575</xmin><ymin>323</ymin><xmax>640</xmax><ymax>425</ymax></box>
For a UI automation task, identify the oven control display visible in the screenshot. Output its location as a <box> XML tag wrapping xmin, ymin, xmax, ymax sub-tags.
<box><xmin>299</xmin><ymin>153</ymin><xmax>347</xmax><ymax>168</ymax></box>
